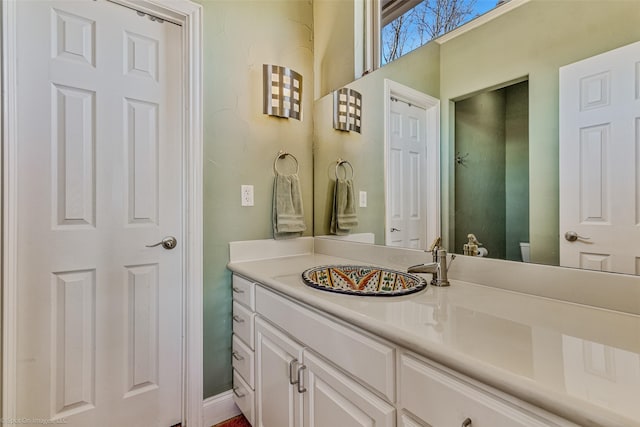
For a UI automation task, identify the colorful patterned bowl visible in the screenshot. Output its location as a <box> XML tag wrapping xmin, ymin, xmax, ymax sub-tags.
<box><xmin>301</xmin><ymin>265</ymin><xmax>428</xmax><ymax>297</ymax></box>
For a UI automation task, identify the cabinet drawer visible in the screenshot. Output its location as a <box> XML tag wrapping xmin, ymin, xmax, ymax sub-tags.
<box><xmin>399</xmin><ymin>352</ymin><xmax>571</xmax><ymax>427</ymax></box>
<box><xmin>233</xmin><ymin>301</ymin><xmax>255</xmax><ymax>349</ymax></box>
<box><xmin>233</xmin><ymin>370</ymin><xmax>255</xmax><ymax>426</ymax></box>
<box><xmin>232</xmin><ymin>274</ymin><xmax>255</xmax><ymax>310</ymax></box>
<box><xmin>256</xmin><ymin>286</ymin><xmax>395</xmax><ymax>402</ymax></box>
<box><xmin>232</xmin><ymin>334</ymin><xmax>255</xmax><ymax>388</ymax></box>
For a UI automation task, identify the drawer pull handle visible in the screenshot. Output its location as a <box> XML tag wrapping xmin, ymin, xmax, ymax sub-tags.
<box><xmin>232</xmin><ymin>351</ymin><xmax>244</xmax><ymax>361</ymax></box>
<box><xmin>232</xmin><ymin>286</ymin><xmax>245</xmax><ymax>294</ymax></box>
<box><xmin>232</xmin><ymin>315</ymin><xmax>245</xmax><ymax>323</ymax></box>
<box><xmin>289</xmin><ymin>359</ymin><xmax>299</xmax><ymax>385</ymax></box>
<box><xmin>296</xmin><ymin>365</ymin><xmax>307</xmax><ymax>393</ymax></box>
<box><xmin>232</xmin><ymin>387</ymin><xmax>245</xmax><ymax>398</ymax></box>
<box><xmin>461</xmin><ymin>418</ymin><xmax>472</xmax><ymax>427</ymax></box>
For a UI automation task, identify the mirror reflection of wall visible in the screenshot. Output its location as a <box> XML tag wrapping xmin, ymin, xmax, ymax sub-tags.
<box><xmin>312</xmin><ymin>42</ymin><xmax>441</xmax><ymax>244</ymax></box>
<box><xmin>454</xmin><ymin>80</ymin><xmax>529</xmax><ymax>262</ymax></box>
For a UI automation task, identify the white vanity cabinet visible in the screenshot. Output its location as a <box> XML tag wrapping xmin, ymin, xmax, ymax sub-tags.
<box><xmin>232</xmin><ymin>273</ymin><xmax>578</xmax><ymax>427</ymax></box>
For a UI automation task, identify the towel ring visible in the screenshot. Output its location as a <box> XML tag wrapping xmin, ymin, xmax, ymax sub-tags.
<box><xmin>335</xmin><ymin>159</ymin><xmax>354</xmax><ymax>180</ymax></box>
<box><xmin>274</xmin><ymin>150</ymin><xmax>299</xmax><ymax>175</ymax></box>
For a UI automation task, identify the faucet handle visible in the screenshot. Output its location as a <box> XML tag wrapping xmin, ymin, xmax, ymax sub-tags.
<box><xmin>428</xmin><ymin>237</ymin><xmax>442</xmax><ymax>252</ymax></box>
<box><xmin>446</xmin><ymin>253</ymin><xmax>456</xmax><ymax>272</ymax></box>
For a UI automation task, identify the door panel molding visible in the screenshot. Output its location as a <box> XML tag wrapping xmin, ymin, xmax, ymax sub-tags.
<box><xmin>383</xmin><ymin>79</ymin><xmax>440</xmax><ymax>249</ymax></box>
<box><xmin>1</xmin><ymin>1</ymin><xmax>203</xmax><ymax>426</ymax></box>
<box><xmin>559</xmin><ymin>40</ymin><xmax>640</xmax><ymax>275</ymax></box>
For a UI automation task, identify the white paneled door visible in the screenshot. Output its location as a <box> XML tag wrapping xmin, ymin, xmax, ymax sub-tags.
<box><xmin>16</xmin><ymin>1</ymin><xmax>183</xmax><ymax>425</ymax></box>
<box><xmin>386</xmin><ymin>99</ymin><xmax>428</xmax><ymax>249</ymax></box>
<box><xmin>560</xmin><ymin>41</ymin><xmax>640</xmax><ymax>274</ymax></box>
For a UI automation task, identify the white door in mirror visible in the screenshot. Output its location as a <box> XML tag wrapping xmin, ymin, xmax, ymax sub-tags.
<box><xmin>387</xmin><ymin>99</ymin><xmax>427</xmax><ymax>249</ymax></box>
<box><xmin>560</xmin><ymin>40</ymin><xmax>640</xmax><ymax>274</ymax></box>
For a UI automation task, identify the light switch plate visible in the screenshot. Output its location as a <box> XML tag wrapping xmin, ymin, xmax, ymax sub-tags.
<box><xmin>359</xmin><ymin>191</ymin><xmax>367</xmax><ymax>208</ymax></box>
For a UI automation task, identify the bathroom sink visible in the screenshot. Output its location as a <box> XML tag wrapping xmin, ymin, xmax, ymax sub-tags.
<box><xmin>301</xmin><ymin>265</ymin><xmax>428</xmax><ymax>296</ymax></box>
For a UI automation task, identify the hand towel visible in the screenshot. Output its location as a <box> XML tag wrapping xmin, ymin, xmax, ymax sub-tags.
<box><xmin>330</xmin><ymin>178</ymin><xmax>359</xmax><ymax>235</ymax></box>
<box><xmin>273</xmin><ymin>173</ymin><xmax>306</xmax><ymax>239</ymax></box>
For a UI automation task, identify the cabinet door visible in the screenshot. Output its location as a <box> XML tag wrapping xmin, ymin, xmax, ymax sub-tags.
<box><xmin>302</xmin><ymin>351</ymin><xmax>395</xmax><ymax>427</ymax></box>
<box><xmin>255</xmin><ymin>318</ymin><xmax>304</xmax><ymax>427</ymax></box>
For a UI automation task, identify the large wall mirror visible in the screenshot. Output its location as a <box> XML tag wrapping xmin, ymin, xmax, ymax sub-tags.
<box><xmin>313</xmin><ymin>0</ymin><xmax>640</xmax><ymax>275</ymax></box>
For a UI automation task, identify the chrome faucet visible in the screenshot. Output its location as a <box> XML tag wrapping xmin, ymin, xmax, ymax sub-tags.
<box><xmin>407</xmin><ymin>237</ymin><xmax>453</xmax><ymax>287</ymax></box>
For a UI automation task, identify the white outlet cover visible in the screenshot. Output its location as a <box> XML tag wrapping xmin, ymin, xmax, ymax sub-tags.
<box><xmin>241</xmin><ymin>185</ymin><xmax>254</xmax><ymax>206</ymax></box>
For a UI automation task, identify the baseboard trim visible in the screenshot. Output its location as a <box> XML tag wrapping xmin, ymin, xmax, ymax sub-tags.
<box><xmin>203</xmin><ymin>390</ymin><xmax>241</xmax><ymax>427</ymax></box>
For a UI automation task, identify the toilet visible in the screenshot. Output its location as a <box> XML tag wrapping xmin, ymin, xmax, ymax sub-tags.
<box><xmin>519</xmin><ymin>242</ymin><xmax>530</xmax><ymax>262</ymax></box>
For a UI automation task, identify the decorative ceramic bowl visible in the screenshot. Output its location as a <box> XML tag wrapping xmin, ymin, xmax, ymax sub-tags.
<box><xmin>301</xmin><ymin>265</ymin><xmax>428</xmax><ymax>296</ymax></box>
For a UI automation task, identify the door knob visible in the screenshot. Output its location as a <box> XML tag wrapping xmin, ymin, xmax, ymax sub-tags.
<box><xmin>146</xmin><ymin>236</ymin><xmax>177</xmax><ymax>250</ymax></box>
<box><xmin>390</xmin><ymin>227</ymin><xmax>402</xmax><ymax>232</ymax></box>
<box><xmin>564</xmin><ymin>231</ymin><xmax>591</xmax><ymax>242</ymax></box>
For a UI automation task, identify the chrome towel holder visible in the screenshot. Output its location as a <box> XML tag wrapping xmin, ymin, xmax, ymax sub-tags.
<box><xmin>274</xmin><ymin>150</ymin><xmax>299</xmax><ymax>175</ymax></box>
<box><xmin>336</xmin><ymin>158</ymin><xmax>354</xmax><ymax>180</ymax></box>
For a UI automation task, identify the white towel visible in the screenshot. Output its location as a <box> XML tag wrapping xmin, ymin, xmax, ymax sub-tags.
<box><xmin>273</xmin><ymin>174</ymin><xmax>306</xmax><ymax>239</ymax></box>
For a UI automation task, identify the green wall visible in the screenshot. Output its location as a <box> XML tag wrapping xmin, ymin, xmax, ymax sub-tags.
<box><xmin>198</xmin><ymin>0</ymin><xmax>314</xmax><ymax>398</ymax></box>
<box><xmin>314</xmin><ymin>0</ymin><xmax>355</xmax><ymax>98</ymax></box>
<box><xmin>454</xmin><ymin>90</ymin><xmax>507</xmax><ymax>258</ymax></box>
<box><xmin>453</xmin><ymin>81</ymin><xmax>529</xmax><ymax>260</ymax></box>
<box><xmin>313</xmin><ymin>43</ymin><xmax>441</xmax><ymax>243</ymax></box>
<box><xmin>505</xmin><ymin>82</ymin><xmax>530</xmax><ymax>261</ymax></box>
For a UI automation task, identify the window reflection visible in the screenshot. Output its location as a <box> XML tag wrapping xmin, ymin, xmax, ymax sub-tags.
<box><xmin>381</xmin><ymin>0</ymin><xmax>498</xmax><ymax>65</ymax></box>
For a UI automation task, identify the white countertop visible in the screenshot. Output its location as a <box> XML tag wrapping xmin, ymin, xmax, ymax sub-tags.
<box><xmin>228</xmin><ymin>252</ymin><xmax>640</xmax><ymax>427</ymax></box>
